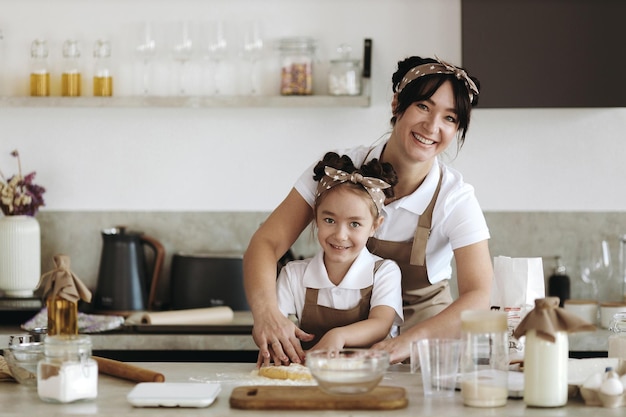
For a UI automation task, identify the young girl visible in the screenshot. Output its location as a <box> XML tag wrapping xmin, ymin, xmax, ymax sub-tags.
<box><xmin>273</xmin><ymin>152</ymin><xmax>403</xmax><ymax>355</ymax></box>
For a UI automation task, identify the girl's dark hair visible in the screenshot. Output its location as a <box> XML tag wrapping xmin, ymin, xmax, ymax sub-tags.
<box><xmin>390</xmin><ymin>56</ymin><xmax>481</xmax><ymax>147</ymax></box>
<box><xmin>313</xmin><ymin>152</ymin><xmax>398</xmax><ymax>199</ymax></box>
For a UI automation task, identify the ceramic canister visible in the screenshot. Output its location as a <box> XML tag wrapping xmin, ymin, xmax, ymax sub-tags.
<box><xmin>0</xmin><ymin>215</ymin><xmax>41</xmax><ymax>297</ymax></box>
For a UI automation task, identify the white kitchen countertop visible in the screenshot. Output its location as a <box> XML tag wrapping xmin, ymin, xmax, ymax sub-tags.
<box><xmin>0</xmin><ymin>361</ymin><xmax>619</xmax><ymax>416</ymax></box>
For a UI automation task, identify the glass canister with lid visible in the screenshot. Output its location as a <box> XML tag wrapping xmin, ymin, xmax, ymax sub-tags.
<box><xmin>37</xmin><ymin>335</ymin><xmax>98</xmax><ymax>403</ymax></box>
<box><xmin>460</xmin><ymin>309</ymin><xmax>509</xmax><ymax>407</ymax></box>
<box><xmin>277</xmin><ymin>37</ymin><xmax>316</xmax><ymax>95</ymax></box>
<box><xmin>328</xmin><ymin>44</ymin><xmax>361</xmax><ymax>96</ymax></box>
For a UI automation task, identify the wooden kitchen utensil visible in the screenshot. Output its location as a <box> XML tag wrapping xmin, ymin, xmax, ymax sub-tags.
<box><xmin>93</xmin><ymin>356</ymin><xmax>165</xmax><ymax>383</ymax></box>
<box><xmin>229</xmin><ymin>385</ymin><xmax>407</xmax><ymax>410</ymax></box>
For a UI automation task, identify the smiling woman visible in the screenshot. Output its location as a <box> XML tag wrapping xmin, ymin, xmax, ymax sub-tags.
<box><xmin>244</xmin><ymin>55</ymin><xmax>493</xmax><ymax>366</ymax></box>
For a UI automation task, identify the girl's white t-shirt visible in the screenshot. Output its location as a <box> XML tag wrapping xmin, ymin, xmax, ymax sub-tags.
<box><xmin>277</xmin><ymin>248</ymin><xmax>403</xmax><ymax>326</ymax></box>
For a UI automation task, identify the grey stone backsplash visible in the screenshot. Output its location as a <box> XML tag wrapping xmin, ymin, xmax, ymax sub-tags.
<box><xmin>34</xmin><ymin>211</ymin><xmax>626</xmax><ymax>308</ymax></box>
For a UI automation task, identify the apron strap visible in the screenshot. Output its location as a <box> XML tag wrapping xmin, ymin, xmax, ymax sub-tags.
<box><xmin>410</xmin><ymin>168</ymin><xmax>443</xmax><ymax>266</ymax></box>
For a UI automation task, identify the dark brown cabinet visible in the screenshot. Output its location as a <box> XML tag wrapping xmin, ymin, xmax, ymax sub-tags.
<box><xmin>462</xmin><ymin>0</ymin><xmax>626</xmax><ymax>108</ymax></box>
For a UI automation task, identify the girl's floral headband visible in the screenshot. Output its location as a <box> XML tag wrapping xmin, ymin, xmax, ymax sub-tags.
<box><xmin>315</xmin><ymin>166</ymin><xmax>391</xmax><ymax>215</ymax></box>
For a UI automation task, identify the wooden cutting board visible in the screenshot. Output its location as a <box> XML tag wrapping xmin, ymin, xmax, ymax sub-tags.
<box><xmin>229</xmin><ymin>385</ymin><xmax>408</xmax><ymax>410</ymax></box>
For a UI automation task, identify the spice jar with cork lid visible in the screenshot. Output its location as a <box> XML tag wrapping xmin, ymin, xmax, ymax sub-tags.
<box><xmin>278</xmin><ymin>37</ymin><xmax>316</xmax><ymax>95</ymax></box>
<box><xmin>460</xmin><ymin>309</ymin><xmax>509</xmax><ymax>407</ymax></box>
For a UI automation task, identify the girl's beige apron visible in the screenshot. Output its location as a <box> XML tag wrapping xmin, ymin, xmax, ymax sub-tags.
<box><xmin>299</xmin><ymin>286</ymin><xmax>372</xmax><ymax>350</ymax></box>
<box><xmin>367</xmin><ymin>171</ymin><xmax>452</xmax><ymax>331</ymax></box>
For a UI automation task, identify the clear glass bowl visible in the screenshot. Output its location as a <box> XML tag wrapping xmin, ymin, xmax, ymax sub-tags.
<box><xmin>4</xmin><ymin>334</ymin><xmax>45</xmax><ymax>386</ymax></box>
<box><xmin>306</xmin><ymin>349</ymin><xmax>389</xmax><ymax>395</ymax></box>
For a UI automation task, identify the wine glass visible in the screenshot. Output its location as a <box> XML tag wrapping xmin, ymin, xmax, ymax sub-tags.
<box><xmin>134</xmin><ymin>21</ymin><xmax>158</xmax><ymax>95</ymax></box>
<box><xmin>169</xmin><ymin>21</ymin><xmax>195</xmax><ymax>95</ymax></box>
<box><xmin>240</xmin><ymin>20</ymin><xmax>264</xmax><ymax>95</ymax></box>
<box><xmin>579</xmin><ymin>239</ymin><xmax>613</xmax><ymax>301</ymax></box>
<box><xmin>200</xmin><ymin>20</ymin><xmax>228</xmax><ymax>95</ymax></box>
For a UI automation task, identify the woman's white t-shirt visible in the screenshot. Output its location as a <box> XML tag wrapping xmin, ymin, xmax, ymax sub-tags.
<box><xmin>277</xmin><ymin>247</ymin><xmax>404</xmax><ymax>326</ymax></box>
<box><xmin>294</xmin><ymin>142</ymin><xmax>490</xmax><ymax>285</ymax></box>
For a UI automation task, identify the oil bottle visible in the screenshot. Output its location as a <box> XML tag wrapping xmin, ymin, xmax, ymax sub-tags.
<box><xmin>61</xmin><ymin>39</ymin><xmax>81</xmax><ymax>97</ymax></box>
<box><xmin>548</xmin><ymin>256</ymin><xmax>570</xmax><ymax>308</ymax></box>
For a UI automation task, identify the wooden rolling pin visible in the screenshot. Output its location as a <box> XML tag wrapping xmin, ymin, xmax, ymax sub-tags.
<box><xmin>93</xmin><ymin>356</ymin><xmax>165</xmax><ymax>383</ymax></box>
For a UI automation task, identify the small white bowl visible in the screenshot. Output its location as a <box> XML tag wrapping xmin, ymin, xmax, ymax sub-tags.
<box><xmin>306</xmin><ymin>349</ymin><xmax>389</xmax><ymax>395</ymax></box>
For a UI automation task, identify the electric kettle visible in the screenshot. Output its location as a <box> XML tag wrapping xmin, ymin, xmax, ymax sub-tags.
<box><xmin>94</xmin><ymin>226</ymin><xmax>165</xmax><ymax>315</ymax></box>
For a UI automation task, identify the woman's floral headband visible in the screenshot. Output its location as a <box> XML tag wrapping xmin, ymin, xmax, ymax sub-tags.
<box><xmin>396</xmin><ymin>56</ymin><xmax>479</xmax><ymax>103</ymax></box>
<box><xmin>316</xmin><ymin>166</ymin><xmax>391</xmax><ymax>215</ymax></box>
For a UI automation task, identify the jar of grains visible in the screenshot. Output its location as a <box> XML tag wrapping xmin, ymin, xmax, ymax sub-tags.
<box><xmin>278</xmin><ymin>37</ymin><xmax>316</xmax><ymax>95</ymax></box>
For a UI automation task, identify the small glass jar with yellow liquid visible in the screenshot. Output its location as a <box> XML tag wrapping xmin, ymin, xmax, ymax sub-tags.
<box><xmin>61</xmin><ymin>39</ymin><xmax>81</xmax><ymax>97</ymax></box>
<box><xmin>93</xmin><ymin>39</ymin><xmax>113</xmax><ymax>96</ymax></box>
<box><xmin>30</xmin><ymin>39</ymin><xmax>50</xmax><ymax>96</ymax></box>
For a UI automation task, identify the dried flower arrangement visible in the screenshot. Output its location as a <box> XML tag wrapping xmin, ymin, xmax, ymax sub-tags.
<box><xmin>0</xmin><ymin>150</ymin><xmax>46</xmax><ymax>216</ymax></box>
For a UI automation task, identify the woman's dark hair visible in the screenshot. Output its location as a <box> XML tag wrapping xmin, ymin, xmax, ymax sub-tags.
<box><xmin>390</xmin><ymin>56</ymin><xmax>481</xmax><ymax>147</ymax></box>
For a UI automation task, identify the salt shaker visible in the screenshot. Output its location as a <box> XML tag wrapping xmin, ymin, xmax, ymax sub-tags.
<box><xmin>37</xmin><ymin>335</ymin><xmax>98</xmax><ymax>403</ymax></box>
<box><xmin>514</xmin><ymin>297</ymin><xmax>595</xmax><ymax>407</ymax></box>
<box><xmin>460</xmin><ymin>310</ymin><xmax>509</xmax><ymax>407</ymax></box>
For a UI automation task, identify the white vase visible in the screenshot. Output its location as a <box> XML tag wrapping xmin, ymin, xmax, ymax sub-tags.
<box><xmin>0</xmin><ymin>215</ymin><xmax>41</xmax><ymax>297</ymax></box>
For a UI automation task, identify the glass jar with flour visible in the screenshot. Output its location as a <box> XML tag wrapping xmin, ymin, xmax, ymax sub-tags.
<box><xmin>37</xmin><ymin>335</ymin><xmax>98</xmax><ymax>403</ymax></box>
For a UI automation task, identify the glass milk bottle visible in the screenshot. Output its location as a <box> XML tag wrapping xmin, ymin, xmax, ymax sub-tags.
<box><xmin>61</xmin><ymin>39</ymin><xmax>81</xmax><ymax>97</ymax></box>
<box><xmin>93</xmin><ymin>39</ymin><xmax>113</xmax><ymax>96</ymax></box>
<box><xmin>30</xmin><ymin>39</ymin><xmax>50</xmax><ymax>96</ymax></box>
<box><xmin>512</xmin><ymin>297</ymin><xmax>595</xmax><ymax>407</ymax></box>
<box><xmin>460</xmin><ymin>310</ymin><xmax>509</xmax><ymax>407</ymax></box>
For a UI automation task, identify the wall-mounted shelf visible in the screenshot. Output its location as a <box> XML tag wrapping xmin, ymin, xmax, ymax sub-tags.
<box><xmin>0</xmin><ymin>94</ymin><xmax>371</xmax><ymax>108</ymax></box>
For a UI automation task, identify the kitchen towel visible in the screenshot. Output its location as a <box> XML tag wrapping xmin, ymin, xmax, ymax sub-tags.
<box><xmin>125</xmin><ymin>306</ymin><xmax>234</xmax><ymax>325</ymax></box>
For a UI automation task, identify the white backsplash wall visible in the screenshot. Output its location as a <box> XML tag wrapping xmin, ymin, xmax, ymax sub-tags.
<box><xmin>1</xmin><ymin>0</ymin><xmax>625</xmax><ymax>214</ymax></box>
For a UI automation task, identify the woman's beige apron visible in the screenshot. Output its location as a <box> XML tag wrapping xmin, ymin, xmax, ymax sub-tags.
<box><xmin>366</xmin><ymin>171</ymin><xmax>453</xmax><ymax>332</ymax></box>
<box><xmin>299</xmin><ymin>286</ymin><xmax>373</xmax><ymax>350</ymax></box>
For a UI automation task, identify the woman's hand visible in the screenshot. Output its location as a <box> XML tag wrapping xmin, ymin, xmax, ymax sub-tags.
<box><xmin>371</xmin><ymin>333</ymin><xmax>411</xmax><ymax>364</ymax></box>
<box><xmin>254</xmin><ymin>310</ymin><xmax>314</xmax><ymax>367</ymax></box>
